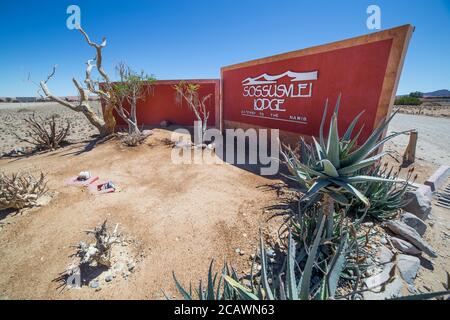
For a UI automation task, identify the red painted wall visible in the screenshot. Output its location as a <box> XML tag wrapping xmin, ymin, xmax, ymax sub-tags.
<box><xmin>110</xmin><ymin>79</ymin><xmax>220</xmax><ymax>127</ymax></box>
<box><xmin>222</xmin><ymin>39</ymin><xmax>393</xmax><ymax>143</ymax></box>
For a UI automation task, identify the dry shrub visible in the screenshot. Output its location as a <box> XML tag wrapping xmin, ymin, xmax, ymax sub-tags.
<box><xmin>121</xmin><ymin>131</ymin><xmax>152</xmax><ymax>147</ymax></box>
<box><xmin>75</xmin><ymin>220</ymin><xmax>120</xmax><ymax>268</ymax></box>
<box><xmin>0</xmin><ymin>171</ymin><xmax>49</xmax><ymax>210</ymax></box>
<box><xmin>14</xmin><ymin>113</ymin><xmax>70</xmax><ymax>151</ymax></box>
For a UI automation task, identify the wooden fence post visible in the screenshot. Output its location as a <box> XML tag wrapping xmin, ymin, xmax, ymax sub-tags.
<box><xmin>402</xmin><ymin>130</ymin><xmax>418</xmax><ymax>166</ymax></box>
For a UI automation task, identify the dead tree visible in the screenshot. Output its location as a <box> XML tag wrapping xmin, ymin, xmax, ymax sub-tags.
<box><xmin>14</xmin><ymin>113</ymin><xmax>70</xmax><ymax>150</ymax></box>
<box><xmin>75</xmin><ymin>220</ymin><xmax>120</xmax><ymax>268</ymax></box>
<box><xmin>39</xmin><ymin>28</ymin><xmax>150</xmax><ymax>137</ymax></box>
<box><xmin>39</xmin><ymin>63</ymin><xmax>109</xmax><ymax>136</ymax></box>
<box><xmin>173</xmin><ymin>81</ymin><xmax>211</xmax><ymax>135</ymax></box>
<box><xmin>0</xmin><ymin>172</ymin><xmax>49</xmax><ymax>210</ymax></box>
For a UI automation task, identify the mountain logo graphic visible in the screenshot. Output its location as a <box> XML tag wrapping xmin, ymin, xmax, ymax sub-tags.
<box><xmin>242</xmin><ymin>71</ymin><xmax>318</xmax><ymax>86</ymax></box>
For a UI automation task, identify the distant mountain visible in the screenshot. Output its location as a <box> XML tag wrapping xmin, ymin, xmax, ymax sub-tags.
<box><xmin>423</xmin><ymin>89</ymin><xmax>450</xmax><ymax>98</ymax></box>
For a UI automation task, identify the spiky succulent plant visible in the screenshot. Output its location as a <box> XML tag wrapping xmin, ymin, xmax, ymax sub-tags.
<box><xmin>281</xmin><ymin>95</ymin><xmax>410</xmax><ymax>211</ymax></box>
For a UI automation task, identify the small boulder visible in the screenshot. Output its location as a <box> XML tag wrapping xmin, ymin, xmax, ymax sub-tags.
<box><xmin>402</xmin><ymin>187</ymin><xmax>432</xmax><ymax>220</ymax></box>
<box><xmin>364</xmin><ymin>262</ymin><xmax>394</xmax><ymax>290</ymax></box>
<box><xmin>376</xmin><ymin>245</ymin><xmax>393</xmax><ymax>264</ymax></box>
<box><xmin>383</xmin><ymin>221</ymin><xmax>437</xmax><ymax>258</ymax></box>
<box><xmin>396</xmin><ymin>254</ymin><xmax>420</xmax><ymax>286</ymax></box>
<box><xmin>363</xmin><ymin>277</ymin><xmax>404</xmax><ymax>300</ymax></box>
<box><xmin>400</xmin><ymin>212</ymin><xmax>427</xmax><ymax>236</ymax></box>
<box><xmin>89</xmin><ymin>279</ymin><xmax>100</xmax><ymax>289</ymax></box>
<box><xmin>391</xmin><ymin>237</ymin><xmax>421</xmax><ymax>255</ymax></box>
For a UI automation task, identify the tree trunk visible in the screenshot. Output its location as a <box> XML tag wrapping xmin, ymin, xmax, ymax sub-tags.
<box><xmin>78</xmin><ymin>103</ymin><xmax>111</xmax><ymax>136</ymax></box>
<box><xmin>128</xmin><ymin>99</ymin><xmax>140</xmax><ymax>135</ymax></box>
<box><xmin>103</xmin><ymin>103</ymin><xmax>117</xmax><ymax>135</ymax></box>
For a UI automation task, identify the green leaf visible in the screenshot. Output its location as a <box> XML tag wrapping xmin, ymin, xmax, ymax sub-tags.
<box><xmin>326</xmin><ymin>114</ymin><xmax>340</xmax><ymax>168</ymax></box>
<box><xmin>319</xmin><ymin>99</ymin><xmax>329</xmax><ymax>150</ymax></box>
<box><xmin>341</xmin><ymin>112</ymin><xmax>396</xmax><ymax>167</ymax></box>
<box><xmin>326</xmin><ymin>190</ymin><xmax>350</xmax><ymax>205</ymax></box>
<box><xmin>337</xmin><ymin>152</ymin><xmax>387</xmax><ymax>175</ymax></box>
<box><xmin>331</xmin><ymin>179</ymin><xmax>370</xmax><ymax>206</ymax></box>
<box><xmin>365</xmin><ymin>130</ymin><xmax>413</xmax><ymax>156</ymax></box>
<box><xmin>326</xmin><ymin>233</ymin><xmax>348</xmax><ymax>297</ymax></box>
<box><xmin>319</xmin><ymin>159</ymin><xmax>339</xmax><ymax>178</ymax></box>
<box><xmin>294</xmin><ymin>160</ymin><xmax>329</xmax><ymax>179</ymax></box>
<box><xmin>312</xmin><ymin>137</ymin><xmax>325</xmax><ymax>161</ymax></box>
<box><xmin>259</xmin><ymin>231</ymin><xmax>275</xmax><ymax>300</ymax></box>
<box><xmin>304</xmin><ymin>179</ymin><xmax>331</xmax><ymax>199</ymax></box>
<box><xmin>172</xmin><ymin>271</ymin><xmax>192</xmax><ymax>300</ymax></box>
<box><xmin>299</xmin><ymin>214</ymin><xmax>326</xmax><ymax>300</ymax></box>
<box><xmin>286</xmin><ymin>231</ymin><xmax>298</xmax><ymax>300</ymax></box>
<box><xmin>207</xmin><ymin>260</ymin><xmax>216</xmax><ymax>300</ymax></box>
<box><xmin>343</xmin><ymin>110</ymin><xmax>365</xmax><ymax>141</ymax></box>
<box><xmin>223</xmin><ymin>276</ymin><xmax>259</xmax><ymax>300</ymax></box>
<box><xmin>333</xmin><ymin>93</ymin><xmax>342</xmax><ymax>115</ymax></box>
<box><xmin>346</xmin><ymin>175</ymin><xmax>406</xmax><ymax>184</ymax></box>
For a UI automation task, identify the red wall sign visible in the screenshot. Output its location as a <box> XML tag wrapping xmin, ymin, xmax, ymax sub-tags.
<box><xmin>111</xmin><ymin>79</ymin><xmax>220</xmax><ymax>128</ymax></box>
<box><xmin>221</xmin><ymin>25</ymin><xmax>413</xmax><ymax>144</ymax></box>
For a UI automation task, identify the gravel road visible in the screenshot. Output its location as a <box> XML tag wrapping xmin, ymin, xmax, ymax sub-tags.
<box><xmin>387</xmin><ymin>113</ymin><xmax>450</xmax><ymax>166</ymax></box>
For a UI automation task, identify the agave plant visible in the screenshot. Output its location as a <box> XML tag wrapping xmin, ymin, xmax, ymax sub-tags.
<box><xmin>168</xmin><ymin>261</ymin><xmax>241</xmax><ymax>300</ymax></box>
<box><xmin>168</xmin><ymin>229</ymin><xmax>450</xmax><ymax>300</ymax></box>
<box><xmin>170</xmin><ymin>227</ymin><xmax>350</xmax><ymax>300</ymax></box>
<box><xmin>347</xmin><ymin>164</ymin><xmax>415</xmax><ymax>220</ymax></box>
<box><xmin>281</xmin><ymin>95</ymin><xmax>411</xmax><ymax>216</ymax></box>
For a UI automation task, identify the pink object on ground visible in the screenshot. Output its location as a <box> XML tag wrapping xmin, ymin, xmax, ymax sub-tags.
<box><xmin>65</xmin><ymin>176</ymin><xmax>99</xmax><ymax>187</ymax></box>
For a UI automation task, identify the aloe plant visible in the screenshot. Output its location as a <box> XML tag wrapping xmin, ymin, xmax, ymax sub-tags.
<box><xmin>169</xmin><ymin>228</ymin><xmax>349</xmax><ymax>300</ymax></box>
<box><xmin>281</xmin><ymin>95</ymin><xmax>410</xmax><ymax>216</ymax></box>
<box><xmin>168</xmin><ymin>230</ymin><xmax>449</xmax><ymax>300</ymax></box>
<box><xmin>347</xmin><ymin>164</ymin><xmax>415</xmax><ymax>220</ymax></box>
<box><xmin>168</xmin><ymin>260</ymin><xmax>241</xmax><ymax>300</ymax></box>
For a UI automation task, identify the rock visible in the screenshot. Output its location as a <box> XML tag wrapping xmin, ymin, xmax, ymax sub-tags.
<box><xmin>127</xmin><ymin>261</ymin><xmax>136</xmax><ymax>272</ymax></box>
<box><xmin>235</xmin><ymin>248</ymin><xmax>241</xmax><ymax>254</ymax></box>
<box><xmin>383</xmin><ymin>221</ymin><xmax>437</xmax><ymax>258</ymax></box>
<box><xmin>396</xmin><ymin>254</ymin><xmax>420</xmax><ymax>285</ymax></box>
<box><xmin>207</xmin><ymin>143</ymin><xmax>215</xmax><ymax>150</ymax></box>
<box><xmin>376</xmin><ymin>245</ymin><xmax>393</xmax><ymax>264</ymax></box>
<box><xmin>380</xmin><ymin>237</ymin><xmax>388</xmax><ymax>245</ymax></box>
<box><xmin>266</xmin><ymin>249</ymin><xmax>276</xmax><ymax>258</ymax></box>
<box><xmin>400</xmin><ymin>212</ymin><xmax>427</xmax><ymax>236</ymax></box>
<box><xmin>364</xmin><ymin>262</ymin><xmax>394</xmax><ymax>290</ymax></box>
<box><xmin>363</xmin><ymin>277</ymin><xmax>404</xmax><ymax>300</ymax></box>
<box><xmin>391</xmin><ymin>237</ymin><xmax>421</xmax><ymax>255</ymax></box>
<box><xmin>89</xmin><ymin>280</ymin><xmax>100</xmax><ymax>289</ymax></box>
<box><xmin>142</xmin><ymin>129</ymin><xmax>153</xmax><ymax>137</ymax></box>
<box><xmin>402</xmin><ymin>188</ymin><xmax>432</xmax><ymax>220</ymax></box>
<box><xmin>105</xmin><ymin>275</ymin><xmax>113</xmax><ymax>282</ymax></box>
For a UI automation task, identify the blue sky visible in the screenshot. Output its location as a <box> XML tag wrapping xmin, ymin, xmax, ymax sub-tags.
<box><xmin>0</xmin><ymin>0</ymin><xmax>449</xmax><ymax>96</ymax></box>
